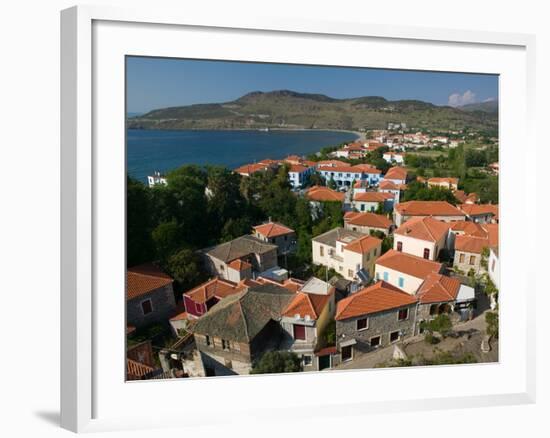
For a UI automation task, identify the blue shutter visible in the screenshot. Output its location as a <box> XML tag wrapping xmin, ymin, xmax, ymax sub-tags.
<box><xmin>383</xmin><ymin>272</ymin><xmax>388</xmax><ymax>281</ymax></box>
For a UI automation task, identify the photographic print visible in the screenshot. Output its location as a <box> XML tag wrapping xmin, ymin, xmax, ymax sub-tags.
<box><xmin>125</xmin><ymin>57</ymin><xmax>499</xmax><ymax>380</ymax></box>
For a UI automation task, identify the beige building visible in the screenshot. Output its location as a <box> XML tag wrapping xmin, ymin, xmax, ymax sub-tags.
<box><xmin>312</xmin><ymin>227</ymin><xmax>382</xmax><ymax>282</ymax></box>
<box><xmin>393</xmin><ymin>201</ymin><xmax>466</xmax><ymax>226</ymax></box>
<box><xmin>427</xmin><ymin>177</ymin><xmax>459</xmax><ymax>190</ymax></box>
<box><xmin>343</xmin><ymin>211</ymin><xmax>393</xmax><ymax>235</ymax></box>
<box><xmin>352</xmin><ymin>191</ymin><xmax>394</xmax><ymax>213</ymax></box>
<box><xmin>374</xmin><ymin>249</ymin><xmax>443</xmax><ymax>295</ymax></box>
<box><xmin>393</xmin><ymin>216</ymin><xmax>450</xmax><ymax>261</ymax></box>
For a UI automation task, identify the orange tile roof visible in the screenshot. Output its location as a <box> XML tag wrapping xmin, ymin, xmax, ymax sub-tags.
<box><xmin>184</xmin><ymin>277</ymin><xmax>240</xmax><ymax>304</ymax></box>
<box><xmin>417</xmin><ymin>273</ymin><xmax>461</xmax><ymax>304</ymax></box>
<box><xmin>316</xmin><ymin>160</ymin><xmax>349</xmax><ymax>168</ymax></box>
<box><xmin>127</xmin><ymin>358</ymin><xmax>156</xmax><ymax>379</ymax></box>
<box><xmin>394</xmin><ymin>216</ymin><xmax>450</xmax><ymax>242</ymax></box>
<box><xmin>170</xmin><ymin>311</ymin><xmax>190</xmax><ymax>322</ymax></box>
<box><xmin>449</xmin><ymin>221</ymin><xmax>488</xmax><ymax>238</ymax></box>
<box><xmin>305</xmin><ymin>186</ymin><xmax>345</xmax><ymax>202</ymax></box>
<box><xmin>234</xmin><ymin>163</ymin><xmax>269</xmax><ymax>175</ymax></box>
<box><xmin>335</xmin><ymin>281</ymin><xmax>417</xmax><ymax>320</ymax></box>
<box><xmin>384</xmin><ymin>167</ymin><xmax>408</xmax><ymax>181</ymax></box>
<box><xmin>454</xmin><ymin>235</ymin><xmax>490</xmax><ymax>254</ymax></box>
<box><xmin>344</xmin><ymin>211</ymin><xmax>392</xmax><ymax>229</ymax></box>
<box><xmin>253</xmin><ymin>222</ymin><xmax>295</xmax><ymax>238</ymax></box>
<box><xmin>459</xmin><ymin>204</ymin><xmax>499</xmax><ymax>217</ymax></box>
<box><xmin>352</xmin><ymin>164</ymin><xmax>382</xmax><ymax>174</ymax></box>
<box><xmin>395</xmin><ymin>201</ymin><xmax>464</xmax><ymax>217</ymax></box>
<box><xmin>376</xmin><ymin>250</ymin><xmax>443</xmax><ymax>279</ymax></box>
<box><xmin>126</xmin><ymin>263</ymin><xmax>173</xmax><ymax>301</ymax></box>
<box><xmin>379</xmin><ymin>180</ymin><xmax>399</xmax><ymax>190</ymax></box>
<box><xmin>228</xmin><ymin>259</ymin><xmax>252</xmax><ymax>271</ymax></box>
<box><xmin>255</xmin><ymin>276</ymin><xmax>306</xmax><ymax>293</ymax></box>
<box><xmin>354</xmin><ymin>191</ymin><xmax>394</xmax><ymax>202</ymax></box>
<box><xmin>288</xmin><ymin>164</ymin><xmax>310</xmax><ymax>173</ymax></box>
<box><xmin>283</xmin><ymin>291</ymin><xmax>331</xmax><ymax>320</ymax></box>
<box><xmin>453</xmin><ymin>190</ymin><xmax>479</xmax><ymax>204</ymax></box>
<box><xmin>284</xmin><ymin>155</ymin><xmax>303</xmax><ymax>164</ymax></box>
<box><xmin>319</xmin><ymin>164</ymin><xmax>363</xmax><ymax>174</ymax></box>
<box><xmin>345</xmin><ymin>234</ymin><xmax>382</xmax><ymax>254</ymax></box>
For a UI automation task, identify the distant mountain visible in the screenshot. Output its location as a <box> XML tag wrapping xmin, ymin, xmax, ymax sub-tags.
<box><xmin>457</xmin><ymin>100</ymin><xmax>498</xmax><ymax>114</ymax></box>
<box><xmin>128</xmin><ymin>90</ymin><xmax>498</xmax><ymax>132</ymax></box>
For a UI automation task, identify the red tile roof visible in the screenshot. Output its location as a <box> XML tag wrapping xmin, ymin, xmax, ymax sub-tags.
<box><xmin>283</xmin><ymin>291</ymin><xmax>332</xmax><ymax>320</ymax></box>
<box><xmin>234</xmin><ymin>163</ymin><xmax>269</xmax><ymax>175</ymax></box>
<box><xmin>384</xmin><ymin>167</ymin><xmax>408</xmax><ymax>181</ymax></box>
<box><xmin>428</xmin><ymin>177</ymin><xmax>459</xmax><ymax>185</ymax></box>
<box><xmin>417</xmin><ymin>273</ymin><xmax>461</xmax><ymax>304</ymax></box>
<box><xmin>305</xmin><ymin>186</ymin><xmax>345</xmax><ymax>202</ymax></box>
<box><xmin>335</xmin><ymin>281</ymin><xmax>417</xmax><ymax>320</ymax></box>
<box><xmin>395</xmin><ymin>201</ymin><xmax>464</xmax><ymax>217</ymax></box>
<box><xmin>453</xmin><ymin>190</ymin><xmax>479</xmax><ymax>204</ymax></box>
<box><xmin>376</xmin><ymin>250</ymin><xmax>443</xmax><ymax>279</ymax></box>
<box><xmin>344</xmin><ymin>211</ymin><xmax>392</xmax><ymax>229</ymax></box>
<box><xmin>126</xmin><ymin>263</ymin><xmax>173</xmax><ymax>301</ymax></box>
<box><xmin>316</xmin><ymin>160</ymin><xmax>349</xmax><ymax>168</ymax></box>
<box><xmin>449</xmin><ymin>221</ymin><xmax>488</xmax><ymax>238</ymax></box>
<box><xmin>127</xmin><ymin>358</ymin><xmax>156</xmax><ymax>380</ymax></box>
<box><xmin>288</xmin><ymin>164</ymin><xmax>310</xmax><ymax>173</ymax></box>
<box><xmin>344</xmin><ymin>235</ymin><xmax>382</xmax><ymax>254</ymax></box>
<box><xmin>394</xmin><ymin>216</ymin><xmax>450</xmax><ymax>242</ymax></box>
<box><xmin>354</xmin><ymin>191</ymin><xmax>394</xmax><ymax>202</ymax></box>
<box><xmin>352</xmin><ymin>164</ymin><xmax>382</xmax><ymax>174</ymax></box>
<box><xmin>184</xmin><ymin>277</ymin><xmax>240</xmax><ymax>304</ymax></box>
<box><xmin>459</xmin><ymin>204</ymin><xmax>499</xmax><ymax>218</ymax></box>
<box><xmin>454</xmin><ymin>235</ymin><xmax>490</xmax><ymax>254</ymax></box>
<box><xmin>255</xmin><ymin>276</ymin><xmax>305</xmax><ymax>293</ymax></box>
<box><xmin>253</xmin><ymin>222</ymin><xmax>295</xmax><ymax>238</ymax></box>
<box><xmin>228</xmin><ymin>259</ymin><xmax>252</xmax><ymax>271</ymax></box>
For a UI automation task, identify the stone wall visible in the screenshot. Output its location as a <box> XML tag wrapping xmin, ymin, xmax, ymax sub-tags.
<box><xmin>126</xmin><ymin>284</ymin><xmax>177</xmax><ymax>328</ymax></box>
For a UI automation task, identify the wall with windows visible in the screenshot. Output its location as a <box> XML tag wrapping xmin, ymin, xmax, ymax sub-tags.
<box><xmin>126</xmin><ymin>284</ymin><xmax>177</xmax><ymax>329</ymax></box>
<box><xmin>453</xmin><ymin>249</ymin><xmax>483</xmax><ymax>274</ymax></box>
<box><xmin>336</xmin><ymin>303</ymin><xmax>417</xmax><ymax>355</ymax></box>
<box><xmin>393</xmin><ymin>233</ymin><xmax>445</xmax><ymax>261</ymax></box>
<box><xmin>373</xmin><ymin>265</ymin><xmax>425</xmax><ymax>295</ymax></box>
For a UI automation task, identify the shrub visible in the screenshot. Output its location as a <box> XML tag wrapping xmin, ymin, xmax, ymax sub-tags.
<box><xmin>424</xmin><ymin>332</ymin><xmax>440</xmax><ymax>344</ymax></box>
<box><xmin>251</xmin><ymin>351</ymin><xmax>303</xmax><ymax>374</ymax></box>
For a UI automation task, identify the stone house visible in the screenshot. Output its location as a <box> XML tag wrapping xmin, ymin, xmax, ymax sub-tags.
<box><xmin>335</xmin><ymin>281</ymin><xmax>418</xmax><ymax>362</ymax></box>
<box><xmin>312</xmin><ymin>227</ymin><xmax>382</xmax><ymax>283</ymax></box>
<box><xmin>352</xmin><ymin>191</ymin><xmax>395</xmax><ymax>213</ymax></box>
<box><xmin>279</xmin><ymin>277</ymin><xmax>336</xmax><ymax>371</ymax></box>
<box><xmin>452</xmin><ymin>223</ymin><xmax>498</xmax><ymax>275</ymax></box>
<box><xmin>393</xmin><ymin>200</ymin><xmax>466</xmax><ymax>226</ymax></box>
<box><xmin>415</xmin><ymin>273</ymin><xmax>474</xmax><ymax>323</ymax></box>
<box><xmin>344</xmin><ymin>211</ymin><xmax>393</xmax><ymax>236</ymax></box>
<box><xmin>126</xmin><ymin>263</ymin><xmax>177</xmax><ymax>329</ymax></box>
<box><xmin>202</xmin><ymin>235</ymin><xmax>278</xmax><ymax>282</ymax></box>
<box><xmin>190</xmin><ymin>283</ymin><xmax>295</xmax><ymax>376</ymax></box>
<box><xmin>393</xmin><ymin>216</ymin><xmax>450</xmax><ymax>261</ymax></box>
<box><xmin>374</xmin><ymin>250</ymin><xmax>443</xmax><ymax>295</ymax></box>
<box><xmin>253</xmin><ymin>221</ymin><xmax>296</xmax><ymax>255</ymax></box>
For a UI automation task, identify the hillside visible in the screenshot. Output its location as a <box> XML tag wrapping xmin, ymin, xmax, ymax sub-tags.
<box><xmin>127</xmin><ymin>90</ymin><xmax>498</xmax><ymax>132</ymax></box>
<box><xmin>458</xmin><ymin>100</ymin><xmax>498</xmax><ymax>114</ymax></box>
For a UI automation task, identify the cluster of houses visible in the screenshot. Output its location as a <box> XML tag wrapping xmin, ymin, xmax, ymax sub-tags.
<box><xmin>128</xmin><ymin>147</ymin><xmax>499</xmax><ymax>378</ymax></box>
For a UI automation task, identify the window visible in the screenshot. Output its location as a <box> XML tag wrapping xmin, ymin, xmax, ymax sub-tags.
<box><xmin>302</xmin><ymin>355</ymin><xmax>312</xmax><ymax>366</ymax></box>
<box><xmin>339</xmin><ymin>265</ymin><xmax>343</xmax><ymax>271</ymax></box>
<box><xmin>220</xmin><ymin>264</ymin><xmax>225</xmax><ymax>271</ymax></box>
<box><xmin>423</xmin><ymin>248</ymin><xmax>430</xmax><ymax>259</ymax></box>
<box><xmin>398</xmin><ymin>308</ymin><xmax>409</xmax><ymax>321</ymax></box>
<box><xmin>360</xmin><ymin>204</ymin><xmax>365</xmax><ymax>211</ymax></box>
<box><xmin>370</xmin><ymin>336</ymin><xmax>381</xmax><ymax>347</ymax></box>
<box><xmin>222</xmin><ymin>339</ymin><xmax>230</xmax><ymax>350</ymax></box>
<box><xmin>141</xmin><ymin>299</ymin><xmax>153</xmax><ymax>315</ymax></box>
<box><xmin>341</xmin><ymin>345</ymin><xmax>353</xmax><ymax>361</ymax></box>
<box><xmin>383</xmin><ymin>272</ymin><xmax>389</xmax><ymax>281</ymax></box>
<box><xmin>293</xmin><ymin>324</ymin><xmax>306</xmax><ymax>340</ymax></box>
<box><xmin>374</xmin><ymin>248</ymin><xmax>377</xmax><ymax>256</ymax></box>
<box><xmin>469</xmin><ymin>255</ymin><xmax>476</xmax><ymax>265</ymax></box>
<box><xmin>390</xmin><ymin>331</ymin><xmax>400</xmax><ymax>343</ymax></box>
<box><xmin>357</xmin><ymin>318</ymin><xmax>368</xmax><ymax>330</ymax></box>
<box><xmin>320</xmin><ymin>246</ymin><xmax>324</xmax><ymax>256</ymax></box>
<box><xmin>205</xmin><ymin>335</ymin><xmax>211</xmax><ymax>346</ymax></box>
<box><xmin>429</xmin><ymin>304</ymin><xmax>438</xmax><ymax>316</ymax></box>
<box><xmin>459</xmin><ymin>253</ymin><xmax>465</xmax><ymax>263</ymax></box>
<box><xmin>348</xmin><ymin>269</ymin><xmax>354</xmax><ymax>278</ymax></box>
<box><xmin>398</xmin><ymin>277</ymin><xmax>404</xmax><ymax>288</ymax></box>
<box><xmin>341</xmin><ymin>245</ymin><xmax>344</xmax><ymax>252</ymax></box>
<box><xmin>376</xmin><ymin>272</ymin><xmax>380</xmax><ymax>281</ymax></box>
<box><xmin>396</xmin><ymin>241</ymin><xmax>403</xmax><ymax>252</ymax></box>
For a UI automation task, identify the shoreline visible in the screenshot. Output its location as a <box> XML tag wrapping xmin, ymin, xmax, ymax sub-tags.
<box><xmin>127</xmin><ymin>125</ymin><xmax>363</xmax><ymax>141</ymax></box>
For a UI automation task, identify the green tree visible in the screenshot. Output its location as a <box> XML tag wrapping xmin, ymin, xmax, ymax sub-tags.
<box><xmin>420</xmin><ymin>314</ymin><xmax>453</xmax><ymax>338</ymax></box>
<box><xmin>485</xmin><ymin>311</ymin><xmax>499</xmax><ymax>338</ymax></box>
<box><xmin>165</xmin><ymin>248</ymin><xmax>205</xmax><ymax>291</ymax></box>
<box><xmin>251</xmin><ymin>351</ymin><xmax>303</xmax><ymax>374</ymax></box>
<box><xmin>127</xmin><ymin>176</ymin><xmax>154</xmax><ymax>267</ymax></box>
<box><xmin>151</xmin><ymin>220</ymin><xmax>181</xmax><ymax>263</ymax></box>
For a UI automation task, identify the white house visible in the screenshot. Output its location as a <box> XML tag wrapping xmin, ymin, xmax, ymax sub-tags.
<box><xmin>147</xmin><ymin>171</ymin><xmax>167</xmax><ymax>187</ymax></box>
<box><xmin>287</xmin><ymin>163</ymin><xmax>314</xmax><ymax>189</ymax></box>
<box><xmin>352</xmin><ymin>191</ymin><xmax>394</xmax><ymax>213</ymax></box>
<box><xmin>374</xmin><ymin>250</ymin><xmax>443</xmax><ymax>295</ymax></box>
<box><xmin>383</xmin><ymin>166</ymin><xmax>408</xmax><ymax>185</ymax></box>
<box><xmin>383</xmin><ymin>152</ymin><xmax>405</xmax><ymax>164</ymax></box>
<box><xmin>317</xmin><ymin>164</ymin><xmax>363</xmax><ymax>188</ymax></box>
<box><xmin>393</xmin><ymin>216</ymin><xmax>450</xmax><ymax>261</ymax></box>
<box><xmin>312</xmin><ymin>228</ymin><xmax>382</xmax><ymax>283</ymax></box>
<box><xmin>393</xmin><ymin>201</ymin><xmax>466</xmax><ymax>227</ymax></box>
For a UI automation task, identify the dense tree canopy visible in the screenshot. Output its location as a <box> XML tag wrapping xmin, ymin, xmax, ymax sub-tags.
<box><xmin>251</xmin><ymin>351</ymin><xmax>302</xmax><ymax>374</ymax></box>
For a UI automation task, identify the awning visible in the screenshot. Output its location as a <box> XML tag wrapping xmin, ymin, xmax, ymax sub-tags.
<box><xmin>456</xmin><ymin>284</ymin><xmax>475</xmax><ymax>303</ymax></box>
<box><xmin>340</xmin><ymin>338</ymin><xmax>357</xmax><ymax>348</ymax></box>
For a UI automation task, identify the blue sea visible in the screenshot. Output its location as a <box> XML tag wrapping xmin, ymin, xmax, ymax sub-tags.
<box><xmin>127</xmin><ymin>129</ymin><xmax>358</xmax><ymax>183</ymax></box>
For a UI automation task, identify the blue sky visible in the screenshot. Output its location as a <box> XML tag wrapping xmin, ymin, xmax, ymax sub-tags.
<box><xmin>126</xmin><ymin>56</ymin><xmax>498</xmax><ymax>114</ymax></box>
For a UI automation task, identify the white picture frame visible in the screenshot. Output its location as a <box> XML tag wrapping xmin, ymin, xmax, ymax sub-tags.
<box><xmin>60</xmin><ymin>4</ymin><xmax>536</xmax><ymax>433</ymax></box>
